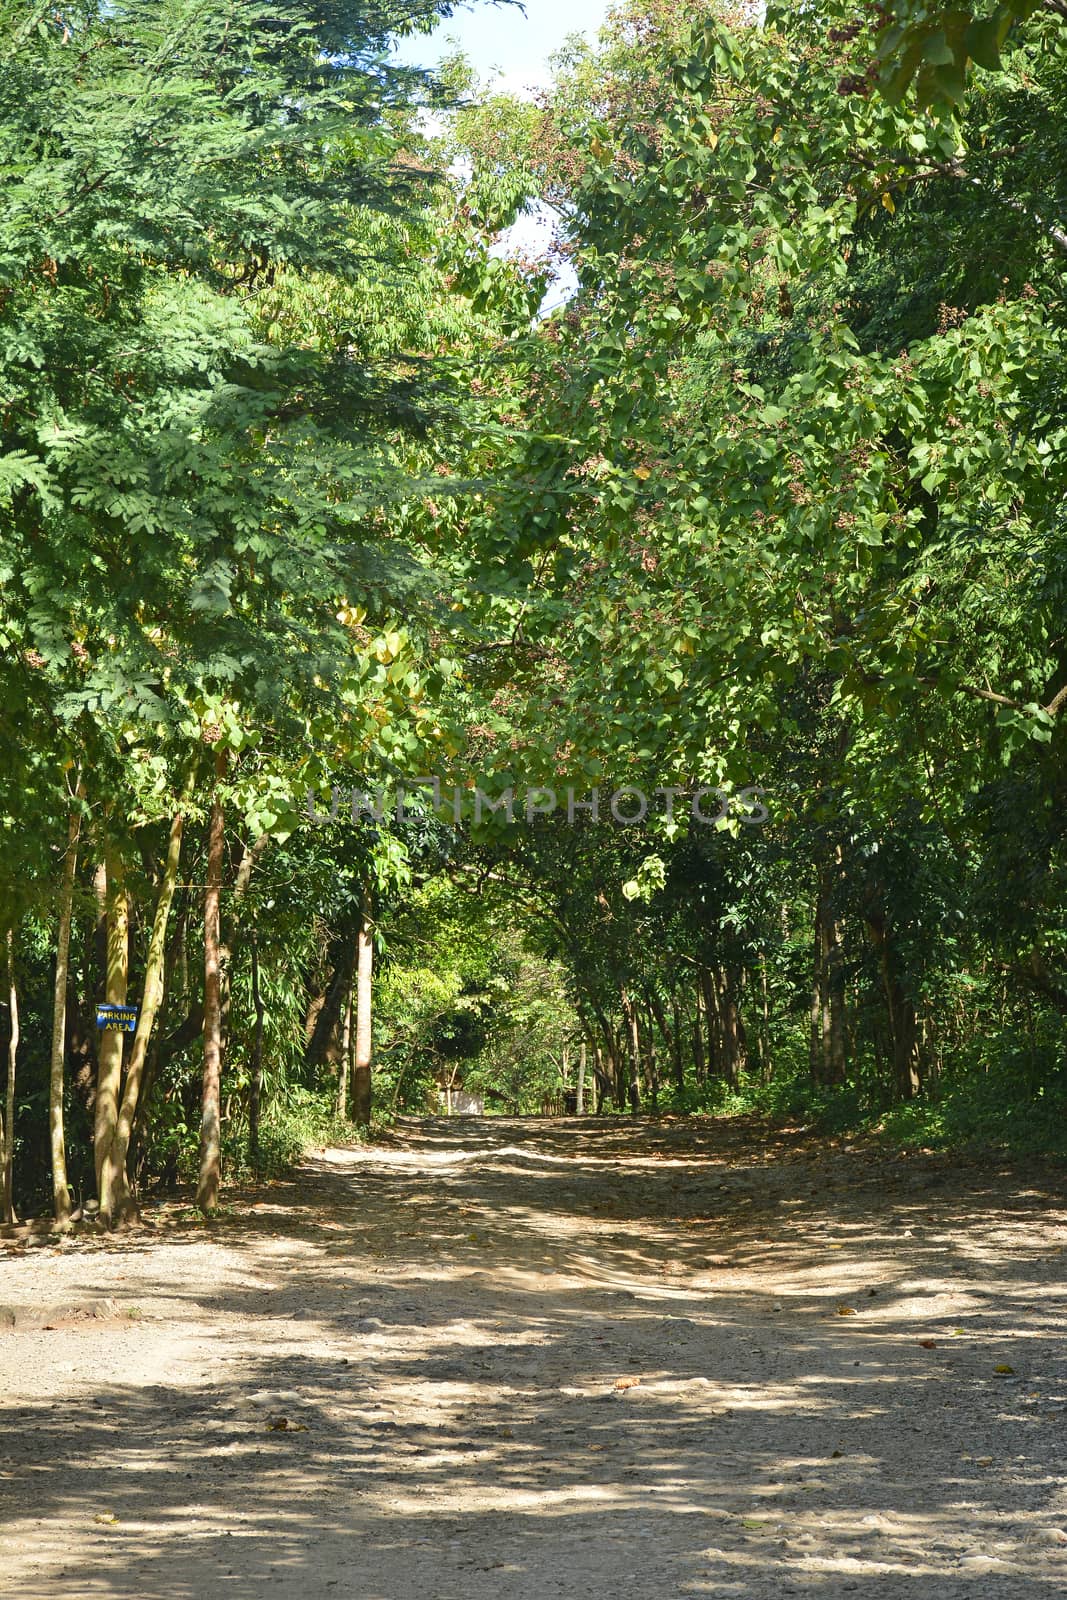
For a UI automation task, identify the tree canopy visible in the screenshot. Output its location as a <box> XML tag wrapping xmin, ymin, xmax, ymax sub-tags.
<box><xmin>2</xmin><ymin>0</ymin><xmax>1066</xmax><ymax>1227</ymax></box>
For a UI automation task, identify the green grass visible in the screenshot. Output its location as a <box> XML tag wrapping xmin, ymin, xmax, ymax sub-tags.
<box><xmin>679</xmin><ymin>1058</ymin><xmax>1067</xmax><ymax>1157</ymax></box>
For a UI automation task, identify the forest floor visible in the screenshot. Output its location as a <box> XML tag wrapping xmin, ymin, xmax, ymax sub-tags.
<box><xmin>1</xmin><ymin>1115</ymin><xmax>1066</xmax><ymax>1599</ymax></box>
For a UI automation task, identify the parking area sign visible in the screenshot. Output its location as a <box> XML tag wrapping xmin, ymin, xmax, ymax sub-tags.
<box><xmin>96</xmin><ymin>1003</ymin><xmax>138</xmax><ymax>1033</ymax></box>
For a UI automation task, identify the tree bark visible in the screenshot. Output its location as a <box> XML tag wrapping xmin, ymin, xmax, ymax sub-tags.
<box><xmin>337</xmin><ymin>981</ymin><xmax>352</xmax><ymax>1119</ymax></box>
<box><xmin>51</xmin><ymin>797</ymin><xmax>82</xmax><ymax>1227</ymax></box>
<box><xmin>669</xmin><ymin>994</ymin><xmax>686</xmax><ymax>1093</ymax></box>
<box><xmin>643</xmin><ymin>1003</ymin><xmax>659</xmax><ymax>1112</ymax></box>
<box><xmin>95</xmin><ymin>848</ymin><xmax>129</xmax><ymax>1219</ymax></box>
<box><xmin>692</xmin><ymin>984</ymin><xmax>706</xmax><ymax>1084</ymax></box>
<box><xmin>352</xmin><ymin>898</ymin><xmax>374</xmax><ymax>1127</ymax></box>
<box><xmin>249</xmin><ymin>933</ymin><xmax>265</xmax><ymax>1176</ymax></box>
<box><xmin>699</xmin><ymin>968</ymin><xmax>722</xmax><ymax>1077</ymax></box>
<box><xmin>197</xmin><ymin>760</ymin><xmax>226</xmax><ymax>1212</ymax></box>
<box><xmin>757</xmin><ymin>953</ymin><xmax>772</xmax><ymax>1082</ymax></box>
<box><xmin>811</xmin><ymin>868</ymin><xmax>847</xmax><ymax>1086</ymax></box>
<box><xmin>719</xmin><ymin>967</ymin><xmax>748</xmax><ymax>1087</ymax></box>
<box><xmin>576</xmin><ymin>1041</ymin><xmax>586</xmax><ymax>1115</ymax></box>
<box><xmin>865</xmin><ymin>908</ymin><xmax>921</xmax><ymax>1101</ymax></box>
<box><xmin>621</xmin><ymin>990</ymin><xmax>641</xmax><ymax>1114</ymax></box>
<box><xmin>592</xmin><ymin>1044</ymin><xmax>606</xmax><ymax>1113</ymax></box>
<box><xmin>304</xmin><ymin>936</ymin><xmax>354</xmax><ymax>1071</ymax></box>
<box><xmin>3</xmin><ymin>927</ymin><xmax>18</xmax><ymax>1225</ymax></box>
<box><xmin>107</xmin><ymin>806</ymin><xmax>185</xmax><ymax>1221</ymax></box>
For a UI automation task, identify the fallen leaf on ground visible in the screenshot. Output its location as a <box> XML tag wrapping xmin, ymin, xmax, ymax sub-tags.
<box><xmin>919</xmin><ymin>1339</ymin><xmax>938</xmax><ymax>1349</ymax></box>
<box><xmin>994</xmin><ymin>1364</ymin><xmax>1015</xmax><ymax>1375</ymax></box>
<box><xmin>836</xmin><ymin>1305</ymin><xmax>857</xmax><ymax>1316</ymax></box>
<box><xmin>266</xmin><ymin>1416</ymin><xmax>308</xmax><ymax>1432</ymax></box>
<box><xmin>614</xmin><ymin>1376</ymin><xmax>642</xmax><ymax>1391</ymax></box>
<box><xmin>93</xmin><ymin>1513</ymin><xmax>118</xmax><ymax>1525</ymax></box>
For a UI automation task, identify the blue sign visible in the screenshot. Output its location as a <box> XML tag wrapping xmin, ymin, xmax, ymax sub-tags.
<box><xmin>96</xmin><ymin>1003</ymin><xmax>138</xmax><ymax>1033</ymax></box>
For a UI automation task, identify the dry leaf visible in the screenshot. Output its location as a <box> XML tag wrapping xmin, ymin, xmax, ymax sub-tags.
<box><xmin>266</xmin><ymin>1416</ymin><xmax>308</xmax><ymax>1433</ymax></box>
<box><xmin>836</xmin><ymin>1305</ymin><xmax>857</xmax><ymax>1317</ymax></box>
<box><xmin>614</xmin><ymin>1376</ymin><xmax>642</xmax><ymax>1391</ymax></box>
<box><xmin>93</xmin><ymin>1512</ymin><xmax>118</xmax><ymax>1526</ymax></box>
<box><xmin>994</xmin><ymin>1364</ymin><xmax>1015</xmax><ymax>1375</ymax></box>
<box><xmin>919</xmin><ymin>1339</ymin><xmax>938</xmax><ymax>1349</ymax></box>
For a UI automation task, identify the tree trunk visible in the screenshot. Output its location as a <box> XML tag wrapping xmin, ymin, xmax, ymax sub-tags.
<box><xmin>692</xmin><ymin>985</ymin><xmax>706</xmax><ymax>1084</ymax></box>
<box><xmin>197</xmin><ymin>762</ymin><xmax>226</xmax><ymax>1212</ymax></box>
<box><xmin>645</xmin><ymin>988</ymin><xmax>674</xmax><ymax>1097</ymax></box>
<box><xmin>337</xmin><ymin>981</ymin><xmax>352</xmax><ymax>1119</ymax></box>
<box><xmin>866</xmin><ymin>908</ymin><xmax>921</xmax><ymax>1101</ymax></box>
<box><xmin>719</xmin><ymin>967</ymin><xmax>747</xmax><ymax>1087</ymax></box>
<box><xmin>304</xmin><ymin>935</ymin><xmax>354</xmax><ymax>1071</ymax></box>
<box><xmin>352</xmin><ymin>898</ymin><xmax>373</xmax><ymax>1127</ymax></box>
<box><xmin>811</xmin><ymin>869</ymin><xmax>847</xmax><ymax>1086</ymax></box>
<box><xmin>669</xmin><ymin>994</ymin><xmax>685</xmax><ymax>1093</ymax></box>
<box><xmin>643</xmin><ymin>1004</ymin><xmax>659</xmax><ymax>1112</ymax></box>
<box><xmin>576</xmin><ymin>1041</ymin><xmax>586</xmax><ymax>1115</ymax></box>
<box><xmin>699</xmin><ymin>968</ymin><xmax>723</xmax><ymax>1077</ymax></box>
<box><xmin>3</xmin><ymin>927</ymin><xmax>18</xmax><ymax>1225</ymax></box>
<box><xmin>621</xmin><ymin>990</ymin><xmax>642</xmax><ymax>1114</ymax></box>
<box><xmin>107</xmin><ymin>807</ymin><xmax>185</xmax><ymax>1222</ymax></box>
<box><xmin>51</xmin><ymin>798</ymin><xmax>82</xmax><ymax>1226</ymax></box>
<box><xmin>249</xmin><ymin>933</ymin><xmax>265</xmax><ymax>1176</ymax></box>
<box><xmin>758</xmin><ymin>954</ymin><xmax>772</xmax><ymax>1083</ymax></box>
<box><xmin>95</xmin><ymin>848</ymin><xmax>129</xmax><ymax>1220</ymax></box>
<box><xmin>592</xmin><ymin>1044</ymin><xmax>606</xmax><ymax>1113</ymax></box>
<box><xmin>882</xmin><ymin>954</ymin><xmax>921</xmax><ymax>1101</ymax></box>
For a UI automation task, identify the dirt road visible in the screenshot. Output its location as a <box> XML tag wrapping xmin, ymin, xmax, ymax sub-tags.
<box><xmin>1</xmin><ymin>1116</ymin><xmax>1066</xmax><ymax>1598</ymax></box>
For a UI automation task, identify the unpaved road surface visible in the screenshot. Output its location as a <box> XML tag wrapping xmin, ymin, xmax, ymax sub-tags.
<box><xmin>1</xmin><ymin>1116</ymin><xmax>1066</xmax><ymax>1598</ymax></box>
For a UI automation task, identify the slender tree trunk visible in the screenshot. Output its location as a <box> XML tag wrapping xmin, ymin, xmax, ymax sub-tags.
<box><xmin>719</xmin><ymin>967</ymin><xmax>747</xmax><ymax>1088</ymax></box>
<box><xmin>107</xmin><ymin>807</ymin><xmax>185</xmax><ymax>1221</ymax></box>
<box><xmin>692</xmin><ymin>986</ymin><xmax>706</xmax><ymax>1084</ymax></box>
<box><xmin>644</xmin><ymin>1005</ymin><xmax>659</xmax><ymax>1112</ymax></box>
<box><xmin>645</xmin><ymin>989</ymin><xmax>673</xmax><ymax>1097</ymax></box>
<box><xmin>95</xmin><ymin>849</ymin><xmax>129</xmax><ymax>1220</ymax></box>
<box><xmin>337</xmin><ymin>982</ymin><xmax>352</xmax><ymax>1118</ymax></box>
<box><xmin>882</xmin><ymin>954</ymin><xmax>921</xmax><ymax>1101</ymax></box>
<box><xmin>304</xmin><ymin>936</ymin><xmax>354</xmax><ymax>1071</ymax></box>
<box><xmin>758</xmin><ymin>954</ymin><xmax>772</xmax><ymax>1082</ymax></box>
<box><xmin>621</xmin><ymin>990</ymin><xmax>641</xmax><ymax>1113</ymax></box>
<box><xmin>669</xmin><ymin>994</ymin><xmax>685</xmax><ymax>1093</ymax></box>
<box><xmin>699</xmin><ymin>968</ymin><xmax>722</xmax><ymax>1077</ymax></box>
<box><xmin>352</xmin><ymin>897</ymin><xmax>373</xmax><ymax>1127</ymax></box>
<box><xmin>612</xmin><ymin>1025</ymin><xmax>628</xmax><ymax>1109</ymax></box>
<box><xmin>197</xmin><ymin>760</ymin><xmax>226</xmax><ymax>1212</ymax></box>
<box><xmin>576</xmin><ymin>1041</ymin><xmax>586</xmax><ymax>1115</ymax></box>
<box><xmin>3</xmin><ymin>928</ymin><xmax>18</xmax><ymax>1225</ymax></box>
<box><xmin>129</xmin><ymin>904</ymin><xmax>185</xmax><ymax>1187</ymax></box>
<box><xmin>249</xmin><ymin>933</ymin><xmax>265</xmax><ymax>1177</ymax></box>
<box><xmin>51</xmin><ymin>797</ymin><xmax>82</xmax><ymax>1226</ymax></box>
<box><xmin>811</xmin><ymin>869</ymin><xmax>847</xmax><ymax>1085</ymax></box>
<box><xmin>866</xmin><ymin>907</ymin><xmax>921</xmax><ymax>1101</ymax></box>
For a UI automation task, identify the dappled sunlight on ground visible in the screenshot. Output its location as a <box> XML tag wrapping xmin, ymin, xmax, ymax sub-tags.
<box><xmin>1</xmin><ymin>1115</ymin><xmax>1065</xmax><ymax>1597</ymax></box>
